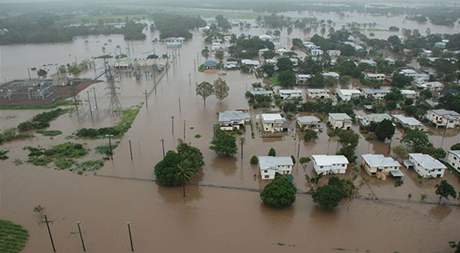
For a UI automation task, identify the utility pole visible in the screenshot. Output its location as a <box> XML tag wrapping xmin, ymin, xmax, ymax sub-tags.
<box><xmin>183</xmin><ymin>120</ymin><xmax>186</xmax><ymax>140</ymax></box>
<box><xmin>144</xmin><ymin>90</ymin><xmax>148</xmax><ymax>109</ymax></box>
<box><xmin>106</xmin><ymin>134</ymin><xmax>113</xmax><ymax>160</ymax></box>
<box><xmin>87</xmin><ymin>91</ymin><xmax>93</xmax><ymax>119</ymax></box>
<box><xmin>160</xmin><ymin>139</ymin><xmax>165</xmax><ymax>158</ymax></box>
<box><xmin>178</xmin><ymin>97</ymin><xmax>181</xmax><ymax>113</ymax></box>
<box><xmin>92</xmin><ymin>87</ymin><xmax>98</xmax><ymax>111</ymax></box>
<box><xmin>127</xmin><ymin>223</ymin><xmax>134</xmax><ymax>252</ymax></box>
<box><xmin>129</xmin><ymin>140</ymin><xmax>133</xmax><ymax>161</ymax></box>
<box><xmin>44</xmin><ymin>215</ymin><xmax>56</xmax><ymax>252</ymax></box>
<box><xmin>171</xmin><ymin>116</ymin><xmax>175</xmax><ymax>136</ymax></box>
<box><xmin>240</xmin><ymin>137</ymin><xmax>245</xmax><ymax>160</ymax></box>
<box><xmin>76</xmin><ymin>222</ymin><xmax>87</xmax><ymax>252</ymax></box>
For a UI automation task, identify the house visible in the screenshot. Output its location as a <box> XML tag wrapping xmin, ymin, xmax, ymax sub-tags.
<box><xmin>421</xmin><ymin>49</ymin><xmax>432</xmax><ymax>57</ymax></box>
<box><xmin>405</xmin><ymin>153</ymin><xmax>446</xmax><ymax>178</ymax></box>
<box><xmin>359</xmin><ymin>59</ymin><xmax>377</xmax><ymax>67</ymax></box>
<box><xmin>224</xmin><ymin>61</ymin><xmax>239</xmax><ymax>70</ymax></box>
<box><xmin>312</xmin><ymin>155</ymin><xmax>349</xmax><ymax>175</ymax></box>
<box><xmin>322</xmin><ymin>72</ymin><xmax>340</xmax><ymax>79</ymax></box>
<box><xmin>211</xmin><ymin>42</ymin><xmax>224</xmax><ymax>51</ymax></box>
<box><xmin>401</xmin><ymin>89</ymin><xmax>417</xmax><ymax>99</ymax></box>
<box><xmin>337</xmin><ymin>89</ymin><xmax>362</xmax><ymax>101</ymax></box>
<box><xmin>364</xmin><ymin>73</ymin><xmax>385</xmax><ymax>82</ymax></box>
<box><xmin>259</xmin><ymin>34</ymin><xmax>273</xmax><ymax>42</ymax></box>
<box><xmin>260</xmin><ymin>113</ymin><xmax>288</xmax><ymax>133</ymax></box>
<box><xmin>399</xmin><ymin>69</ymin><xmax>430</xmax><ymax>83</ymax></box>
<box><xmin>358</xmin><ymin>113</ymin><xmax>392</xmax><ymax>127</ymax></box>
<box><xmin>392</xmin><ymin>114</ymin><xmax>424</xmax><ymax>130</ymax></box>
<box><xmin>344</xmin><ymin>41</ymin><xmax>363</xmax><ymax>51</ymax></box>
<box><xmin>310</xmin><ymin>49</ymin><xmax>324</xmax><ymax>56</ymax></box>
<box><xmin>328</xmin><ymin>113</ymin><xmax>352</xmax><ymax>129</ymax></box>
<box><xmin>278</xmin><ymin>89</ymin><xmax>303</xmax><ymax>100</ymax></box>
<box><xmin>415</xmin><ymin>81</ymin><xmax>444</xmax><ymax>92</ymax></box>
<box><xmin>202</xmin><ymin>59</ymin><xmax>218</xmax><ymax>70</ymax></box>
<box><xmin>426</xmin><ymin>109</ymin><xmax>460</xmax><ymax>128</ymax></box>
<box><xmin>361</xmin><ymin>154</ymin><xmax>403</xmax><ymax>178</ymax></box>
<box><xmin>296</xmin><ymin>74</ymin><xmax>312</xmax><ymax>85</ymax></box>
<box><xmin>447</xmin><ymin>150</ymin><xmax>460</xmax><ymax>173</ymax></box>
<box><xmin>241</xmin><ymin>59</ymin><xmax>260</xmax><ymax>67</ymax></box>
<box><xmin>248</xmin><ymin>88</ymin><xmax>273</xmax><ymax>97</ymax></box>
<box><xmin>363</xmin><ymin>88</ymin><xmax>391</xmax><ymax>100</ymax></box>
<box><xmin>327</xmin><ymin>50</ymin><xmax>341</xmax><ymax>57</ymax></box>
<box><xmin>306</xmin><ymin>88</ymin><xmax>330</xmax><ymax>99</ymax></box>
<box><xmin>303</xmin><ymin>41</ymin><xmax>319</xmax><ymax>50</ymax></box>
<box><xmin>218</xmin><ymin>111</ymin><xmax>250</xmax><ymax>131</ymax></box>
<box><xmin>258</xmin><ymin>156</ymin><xmax>294</xmax><ymax>180</ymax></box>
<box><xmin>297</xmin><ymin>116</ymin><xmax>321</xmax><ymax>130</ymax></box>
<box><xmin>434</xmin><ymin>41</ymin><xmax>447</xmax><ymax>49</ymax></box>
<box><xmin>385</xmin><ymin>58</ymin><xmax>396</xmax><ymax>64</ymax></box>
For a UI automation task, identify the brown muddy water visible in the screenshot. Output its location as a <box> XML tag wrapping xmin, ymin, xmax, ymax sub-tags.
<box><xmin>0</xmin><ymin>25</ymin><xmax>460</xmax><ymax>253</ymax></box>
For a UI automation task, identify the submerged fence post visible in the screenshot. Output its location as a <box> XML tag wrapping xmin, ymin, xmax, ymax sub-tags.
<box><xmin>76</xmin><ymin>222</ymin><xmax>86</xmax><ymax>252</ymax></box>
<box><xmin>127</xmin><ymin>223</ymin><xmax>134</xmax><ymax>252</ymax></box>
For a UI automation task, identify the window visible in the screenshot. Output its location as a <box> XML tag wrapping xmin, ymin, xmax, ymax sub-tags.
<box><xmin>264</xmin><ymin>170</ymin><xmax>268</xmax><ymax>173</ymax></box>
<box><xmin>264</xmin><ymin>175</ymin><xmax>269</xmax><ymax>179</ymax></box>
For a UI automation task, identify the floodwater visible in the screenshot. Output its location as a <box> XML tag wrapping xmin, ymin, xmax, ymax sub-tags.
<box><xmin>0</xmin><ymin>17</ymin><xmax>460</xmax><ymax>253</ymax></box>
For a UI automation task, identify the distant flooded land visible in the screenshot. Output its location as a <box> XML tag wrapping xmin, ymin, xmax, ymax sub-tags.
<box><xmin>0</xmin><ymin>1</ymin><xmax>460</xmax><ymax>253</ymax></box>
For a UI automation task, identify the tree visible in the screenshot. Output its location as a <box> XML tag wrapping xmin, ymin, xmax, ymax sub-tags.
<box><xmin>154</xmin><ymin>143</ymin><xmax>204</xmax><ymax>187</ymax></box>
<box><xmin>375</xmin><ymin>119</ymin><xmax>395</xmax><ymax>141</ymax></box>
<box><xmin>312</xmin><ymin>176</ymin><xmax>355</xmax><ymax>210</ymax></box>
<box><xmin>196</xmin><ymin>81</ymin><xmax>214</xmax><ymax>107</ymax></box>
<box><xmin>277</xmin><ymin>70</ymin><xmax>296</xmax><ymax>87</ymax></box>
<box><xmin>268</xmin><ymin>147</ymin><xmax>276</xmax><ymax>157</ymax></box>
<box><xmin>276</xmin><ymin>57</ymin><xmax>293</xmax><ymax>72</ymax></box>
<box><xmin>201</xmin><ymin>47</ymin><xmax>209</xmax><ymax>58</ymax></box>
<box><xmin>435</xmin><ymin>180</ymin><xmax>457</xmax><ymax>204</ymax></box>
<box><xmin>401</xmin><ymin>129</ymin><xmax>430</xmax><ymax>152</ymax></box>
<box><xmin>210</xmin><ymin>128</ymin><xmax>237</xmax><ymax>156</ymax></box>
<box><xmin>250</xmin><ymin>155</ymin><xmax>258</xmax><ymax>165</ymax></box>
<box><xmin>303</xmin><ymin>129</ymin><xmax>318</xmax><ymax>142</ymax></box>
<box><xmin>391</xmin><ymin>73</ymin><xmax>413</xmax><ymax>88</ymax></box>
<box><xmin>451</xmin><ymin>143</ymin><xmax>460</xmax><ymax>150</ymax></box>
<box><xmin>260</xmin><ymin>174</ymin><xmax>296</xmax><ymax>208</ymax></box>
<box><xmin>213</xmin><ymin>78</ymin><xmax>229</xmax><ymax>102</ymax></box>
<box><xmin>215</xmin><ymin>50</ymin><xmax>224</xmax><ymax>63</ymax></box>
<box><xmin>261</xmin><ymin>63</ymin><xmax>275</xmax><ymax>77</ymax></box>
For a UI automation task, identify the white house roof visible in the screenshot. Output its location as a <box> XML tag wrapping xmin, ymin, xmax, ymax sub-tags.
<box><xmin>322</xmin><ymin>72</ymin><xmax>340</xmax><ymax>78</ymax></box>
<box><xmin>416</xmin><ymin>81</ymin><xmax>443</xmax><ymax>89</ymax></box>
<box><xmin>338</xmin><ymin>89</ymin><xmax>361</xmax><ymax>96</ymax></box>
<box><xmin>392</xmin><ymin>114</ymin><xmax>423</xmax><ymax>126</ymax></box>
<box><xmin>297</xmin><ymin>116</ymin><xmax>320</xmax><ymax>125</ymax></box>
<box><xmin>401</xmin><ymin>89</ymin><xmax>417</xmax><ymax>95</ymax></box>
<box><xmin>279</xmin><ymin>89</ymin><xmax>302</xmax><ymax>94</ymax></box>
<box><xmin>241</xmin><ymin>59</ymin><xmax>260</xmax><ymax>66</ymax></box>
<box><xmin>261</xmin><ymin>113</ymin><xmax>285</xmax><ymax>123</ymax></box>
<box><xmin>448</xmin><ymin>150</ymin><xmax>460</xmax><ymax>157</ymax></box>
<box><xmin>361</xmin><ymin>154</ymin><xmax>401</xmax><ymax>167</ymax></box>
<box><xmin>360</xmin><ymin>113</ymin><xmax>392</xmax><ymax>124</ymax></box>
<box><xmin>329</xmin><ymin>113</ymin><xmax>351</xmax><ymax>121</ymax></box>
<box><xmin>312</xmin><ymin>155</ymin><xmax>349</xmax><ymax>166</ymax></box>
<box><xmin>258</xmin><ymin>156</ymin><xmax>293</xmax><ymax>170</ymax></box>
<box><xmin>218</xmin><ymin>111</ymin><xmax>250</xmax><ymax>123</ymax></box>
<box><xmin>428</xmin><ymin>109</ymin><xmax>460</xmax><ymax>120</ymax></box>
<box><xmin>409</xmin><ymin>153</ymin><xmax>446</xmax><ymax>170</ymax></box>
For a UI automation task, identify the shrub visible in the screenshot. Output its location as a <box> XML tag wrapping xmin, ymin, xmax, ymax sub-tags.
<box><xmin>303</xmin><ymin>129</ymin><xmax>318</xmax><ymax>142</ymax></box>
<box><xmin>260</xmin><ymin>174</ymin><xmax>296</xmax><ymax>208</ymax></box>
<box><xmin>268</xmin><ymin>147</ymin><xmax>276</xmax><ymax>156</ymax></box>
<box><xmin>250</xmin><ymin>155</ymin><xmax>259</xmax><ymax>165</ymax></box>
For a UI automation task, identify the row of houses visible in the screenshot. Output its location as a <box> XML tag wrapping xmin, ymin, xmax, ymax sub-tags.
<box><xmin>257</xmin><ymin>152</ymin><xmax>452</xmax><ymax>180</ymax></box>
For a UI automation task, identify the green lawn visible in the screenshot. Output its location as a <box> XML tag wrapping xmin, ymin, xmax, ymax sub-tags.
<box><xmin>0</xmin><ymin>220</ymin><xmax>29</xmax><ymax>253</ymax></box>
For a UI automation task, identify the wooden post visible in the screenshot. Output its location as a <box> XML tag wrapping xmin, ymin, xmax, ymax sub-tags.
<box><xmin>76</xmin><ymin>222</ymin><xmax>86</xmax><ymax>252</ymax></box>
<box><xmin>44</xmin><ymin>215</ymin><xmax>56</xmax><ymax>252</ymax></box>
<box><xmin>127</xmin><ymin>223</ymin><xmax>134</xmax><ymax>252</ymax></box>
<box><xmin>129</xmin><ymin>140</ymin><xmax>133</xmax><ymax>161</ymax></box>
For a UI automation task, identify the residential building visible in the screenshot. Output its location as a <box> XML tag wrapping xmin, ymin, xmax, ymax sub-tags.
<box><xmin>327</xmin><ymin>50</ymin><xmax>341</xmax><ymax>57</ymax></box>
<box><xmin>241</xmin><ymin>59</ymin><xmax>260</xmax><ymax>67</ymax></box>
<box><xmin>358</xmin><ymin>113</ymin><xmax>392</xmax><ymax>127</ymax></box>
<box><xmin>296</xmin><ymin>74</ymin><xmax>312</xmax><ymax>85</ymax></box>
<box><xmin>447</xmin><ymin>150</ymin><xmax>460</xmax><ymax>173</ymax></box>
<box><xmin>426</xmin><ymin>109</ymin><xmax>460</xmax><ymax>128</ymax></box>
<box><xmin>399</xmin><ymin>69</ymin><xmax>430</xmax><ymax>83</ymax></box>
<box><xmin>337</xmin><ymin>89</ymin><xmax>362</xmax><ymax>101</ymax></box>
<box><xmin>361</xmin><ymin>154</ymin><xmax>403</xmax><ymax>178</ymax></box>
<box><xmin>311</xmin><ymin>49</ymin><xmax>324</xmax><ymax>56</ymax></box>
<box><xmin>364</xmin><ymin>73</ymin><xmax>385</xmax><ymax>81</ymax></box>
<box><xmin>415</xmin><ymin>81</ymin><xmax>444</xmax><ymax>92</ymax></box>
<box><xmin>322</xmin><ymin>72</ymin><xmax>340</xmax><ymax>79</ymax></box>
<box><xmin>306</xmin><ymin>88</ymin><xmax>330</xmax><ymax>99</ymax></box>
<box><xmin>258</xmin><ymin>156</ymin><xmax>294</xmax><ymax>180</ymax></box>
<box><xmin>218</xmin><ymin>111</ymin><xmax>250</xmax><ymax>131</ymax></box>
<box><xmin>405</xmin><ymin>153</ymin><xmax>446</xmax><ymax>178</ymax></box>
<box><xmin>248</xmin><ymin>88</ymin><xmax>273</xmax><ymax>97</ymax></box>
<box><xmin>278</xmin><ymin>89</ymin><xmax>303</xmax><ymax>100</ymax></box>
<box><xmin>363</xmin><ymin>88</ymin><xmax>391</xmax><ymax>100</ymax></box>
<box><xmin>312</xmin><ymin>155</ymin><xmax>349</xmax><ymax>175</ymax></box>
<box><xmin>202</xmin><ymin>59</ymin><xmax>218</xmax><ymax>70</ymax></box>
<box><xmin>359</xmin><ymin>59</ymin><xmax>377</xmax><ymax>67</ymax></box>
<box><xmin>401</xmin><ymin>89</ymin><xmax>417</xmax><ymax>99</ymax></box>
<box><xmin>392</xmin><ymin>114</ymin><xmax>424</xmax><ymax>130</ymax></box>
<box><xmin>297</xmin><ymin>116</ymin><xmax>321</xmax><ymax>130</ymax></box>
<box><xmin>328</xmin><ymin>113</ymin><xmax>352</xmax><ymax>129</ymax></box>
<box><xmin>260</xmin><ymin>113</ymin><xmax>288</xmax><ymax>133</ymax></box>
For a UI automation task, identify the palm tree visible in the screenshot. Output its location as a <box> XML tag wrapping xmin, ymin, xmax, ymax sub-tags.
<box><xmin>176</xmin><ymin>162</ymin><xmax>194</xmax><ymax>198</ymax></box>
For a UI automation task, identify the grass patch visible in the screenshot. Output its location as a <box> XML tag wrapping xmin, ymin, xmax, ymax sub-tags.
<box><xmin>54</xmin><ymin>158</ymin><xmax>75</xmax><ymax>170</ymax></box>
<box><xmin>271</xmin><ymin>75</ymin><xmax>280</xmax><ymax>86</ymax></box>
<box><xmin>75</xmin><ymin>105</ymin><xmax>141</xmax><ymax>138</ymax></box>
<box><xmin>74</xmin><ymin>160</ymin><xmax>104</xmax><ymax>174</ymax></box>
<box><xmin>0</xmin><ymin>128</ymin><xmax>33</xmax><ymax>145</ymax></box>
<box><xmin>0</xmin><ymin>149</ymin><xmax>8</xmax><ymax>160</ymax></box>
<box><xmin>36</xmin><ymin>130</ymin><xmax>63</xmax><ymax>136</ymax></box>
<box><xmin>24</xmin><ymin>142</ymin><xmax>88</xmax><ymax>167</ymax></box>
<box><xmin>17</xmin><ymin>108</ymin><xmax>68</xmax><ymax>132</ymax></box>
<box><xmin>0</xmin><ymin>219</ymin><xmax>29</xmax><ymax>253</ymax></box>
<box><xmin>96</xmin><ymin>143</ymin><xmax>118</xmax><ymax>157</ymax></box>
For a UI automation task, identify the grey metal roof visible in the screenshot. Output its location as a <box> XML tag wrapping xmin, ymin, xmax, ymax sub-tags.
<box><xmin>409</xmin><ymin>153</ymin><xmax>446</xmax><ymax>170</ymax></box>
<box><xmin>258</xmin><ymin>156</ymin><xmax>293</xmax><ymax>170</ymax></box>
<box><xmin>361</xmin><ymin>154</ymin><xmax>401</xmax><ymax>168</ymax></box>
<box><xmin>297</xmin><ymin>116</ymin><xmax>320</xmax><ymax>125</ymax></box>
<box><xmin>218</xmin><ymin>111</ymin><xmax>250</xmax><ymax>123</ymax></box>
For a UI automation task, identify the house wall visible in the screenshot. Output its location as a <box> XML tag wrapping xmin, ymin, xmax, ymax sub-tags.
<box><xmin>409</xmin><ymin>157</ymin><xmax>445</xmax><ymax>178</ymax></box>
<box><xmin>313</xmin><ymin>162</ymin><xmax>347</xmax><ymax>175</ymax></box>
<box><xmin>447</xmin><ymin>153</ymin><xmax>460</xmax><ymax>173</ymax></box>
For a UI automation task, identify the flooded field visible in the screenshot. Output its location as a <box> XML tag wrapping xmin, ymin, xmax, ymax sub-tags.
<box><xmin>1</xmin><ymin>19</ymin><xmax>460</xmax><ymax>253</ymax></box>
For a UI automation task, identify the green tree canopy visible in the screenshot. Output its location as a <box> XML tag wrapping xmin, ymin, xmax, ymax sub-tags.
<box><xmin>435</xmin><ymin>180</ymin><xmax>457</xmax><ymax>203</ymax></box>
<box><xmin>375</xmin><ymin>119</ymin><xmax>395</xmax><ymax>141</ymax></box>
<box><xmin>213</xmin><ymin>78</ymin><xmax>229</xmax><ymax>102</ymax></box>
<box><xmin>196</xmin><ymin>81</ymin><xmax>214</xmax><ymax>107</ymax></box>
<box><xmin>260</xmin><ymin>174</ymin><xmax>297</xmax><ymax>208</ymax></box>
<box><xmin>277</xmin><ymin>70</ymin><xmax>296</xmax><ymax>87</ymax></box>
<box><xmin>210</xmin><ymin>128</ymin><xmax>237</xmax><ymax>156</ymax></box>
<box><xmin>268</xmin><ymin>147</ymin><xmax>276</xmax><ymax>156</ymax></box>
<box><xmin>312</xmin><ymin>176</ymin><xmax>355</xmax><ymax>210</ymax></box>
